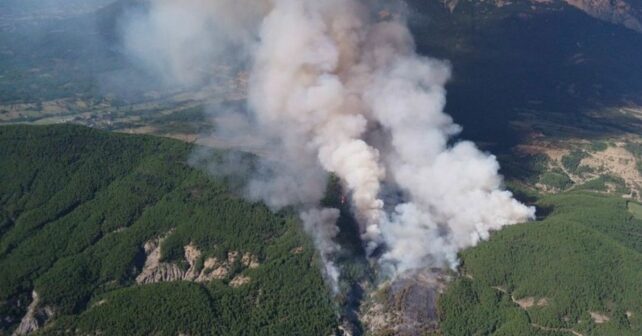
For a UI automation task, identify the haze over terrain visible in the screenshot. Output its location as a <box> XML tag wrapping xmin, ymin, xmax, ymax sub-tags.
<box><xmin>1</xmin><ymin>0</ymin><xmax>642</xmax><ymax>335</ymax></box>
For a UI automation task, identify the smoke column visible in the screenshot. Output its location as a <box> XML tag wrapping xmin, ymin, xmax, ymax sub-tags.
<box><xmin>123</xmin><ymin>0</ymin><xmax>535</xmax><ymax>288</ymax></box>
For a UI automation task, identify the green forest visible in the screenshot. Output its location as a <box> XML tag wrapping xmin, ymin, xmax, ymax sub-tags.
<box><xmin>438</xmin><ymin>191</ymin><xmax>642</xmax><ymax>336</ymax></box>
<box><xmin>0</xmin><ymin>124</ymin><xmax>336</xmax><ymax>335</ymax></box>
<box><xmin>3</xmin><ymin>124</ymin><xmax>642</xmax><ymax>336</ymax></box>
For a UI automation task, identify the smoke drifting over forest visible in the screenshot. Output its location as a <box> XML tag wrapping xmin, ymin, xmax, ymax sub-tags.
<box><xmin>122</xmin><ymin>0</ymin><xmax>535</xmax><ymax>290</ymax></box>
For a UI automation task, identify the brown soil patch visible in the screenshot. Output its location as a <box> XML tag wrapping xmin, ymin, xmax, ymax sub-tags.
<box><xmin>290</xmin><ymin>246</ymin><xmax>305</xmax><ymax>254</ymax></box>
<box><xmin>582</xmin><ymin>145</ymin><xmax>642</xmax><ymax>192</ymax></box>
<box><xmin>230</xmin><ymin>275</ymin><xmax>251</xmax><ymax>288</ymax></box>
<box><xmin>512</xmin><ymin>296</ymin><xmax>549</xmax><ymax>309</ymax></box>
<box><xmin>514</xmin><ymin>297</ymin><xmax>532</xmax><ymax>309</ymax></box>
<box><xmin>516</xmin><ymin>143</ymin><xmax>570</xmax><ymax>162</ymax></box>
<box><xmin>589</xmin><ymin>311</ymin><xmax>610</xmax><ymax>324</ymax></box>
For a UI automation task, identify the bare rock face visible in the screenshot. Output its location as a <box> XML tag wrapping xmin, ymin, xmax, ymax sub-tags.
<box><xmin>183</xmin><ymin>244</ymin><xmax>202</xmax><ymax>280</ymax></box>
<box><xmin>136</xmin><ymin>235</ymin><xmax>259</xmax><ymax>286</ymax></box>
<box><xmin>136</xmin><ymin>236</ymin><xmax>186</xmax><ymax>284</ymax></box>
<box><xmin>241</xmin><ymin>252</ymin><xmax>260</xmax><ymax>269</ymax></box>
<box><xmin>12</xmin><ymin>291</ymin><xmax>54</xmax><ymax>336</ymax></box>
<box><xmin>360</xmin><ymin>270</ymin><xmax>450</xmax><ymax>336</ymax></box>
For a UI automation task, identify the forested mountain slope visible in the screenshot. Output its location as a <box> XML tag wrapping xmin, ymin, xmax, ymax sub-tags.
<box><xmin>0</xmin><ymin>124</ymin><xmax>336</xmax><ymax>335</ymax></box>
<box><xmin>439</xmin><ymin>191</ymin><xmax>642</xmax><ymax>336</ymax></box>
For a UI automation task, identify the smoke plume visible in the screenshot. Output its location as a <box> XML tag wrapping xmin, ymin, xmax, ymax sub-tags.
<box><xmin>122</xmin><ymin>0</ymin><xmax>535</xmax><ymax>287</ymax></box>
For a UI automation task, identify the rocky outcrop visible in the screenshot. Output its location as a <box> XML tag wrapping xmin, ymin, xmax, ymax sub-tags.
<box><xmin>136</xmin><ymin>236</ymin><xmax>186</xmax><ymax>284</ymax></box>
<box><xmin>564</xmin><ymin>0</ymin><xmax>642</xmax><ymax>32</ymax></box>
<box><xmin>441</xmin><ymin>0</ymin><xmax>460</xmax><ymax>12</ymax></box>
<box><xmin>12</xmin><ymin>291</ymin><xmax>53</xmax><ymax>336</ymax></box>
<box><xmin>439</xmin><ymin>0</ymin><xmax>642</xmax><ymax>33</ymax></box>
<box><xmin>136</xmin><ymin>235</ymin><xmax>259</xmax><ymax>286</ymax></box>
<box><xmin>241</xmin><ymin>252</ymin><xmax>260</xmax><ymax>269</ymax></box>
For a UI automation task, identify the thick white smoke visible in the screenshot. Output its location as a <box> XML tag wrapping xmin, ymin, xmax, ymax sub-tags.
<box><xmin>123</xmin><ymin>0</ymin><xmax>535</xmax><ymax>284</ymax></box>
<box><xmin>300</xmin><ymin>208</ymin><xmax>341</xmax><ymax>292</ymax></box>
<box><xmin>121</xmin><ymin>0</ymin><xmax>269</xmax><ymax>86</ymax></box>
